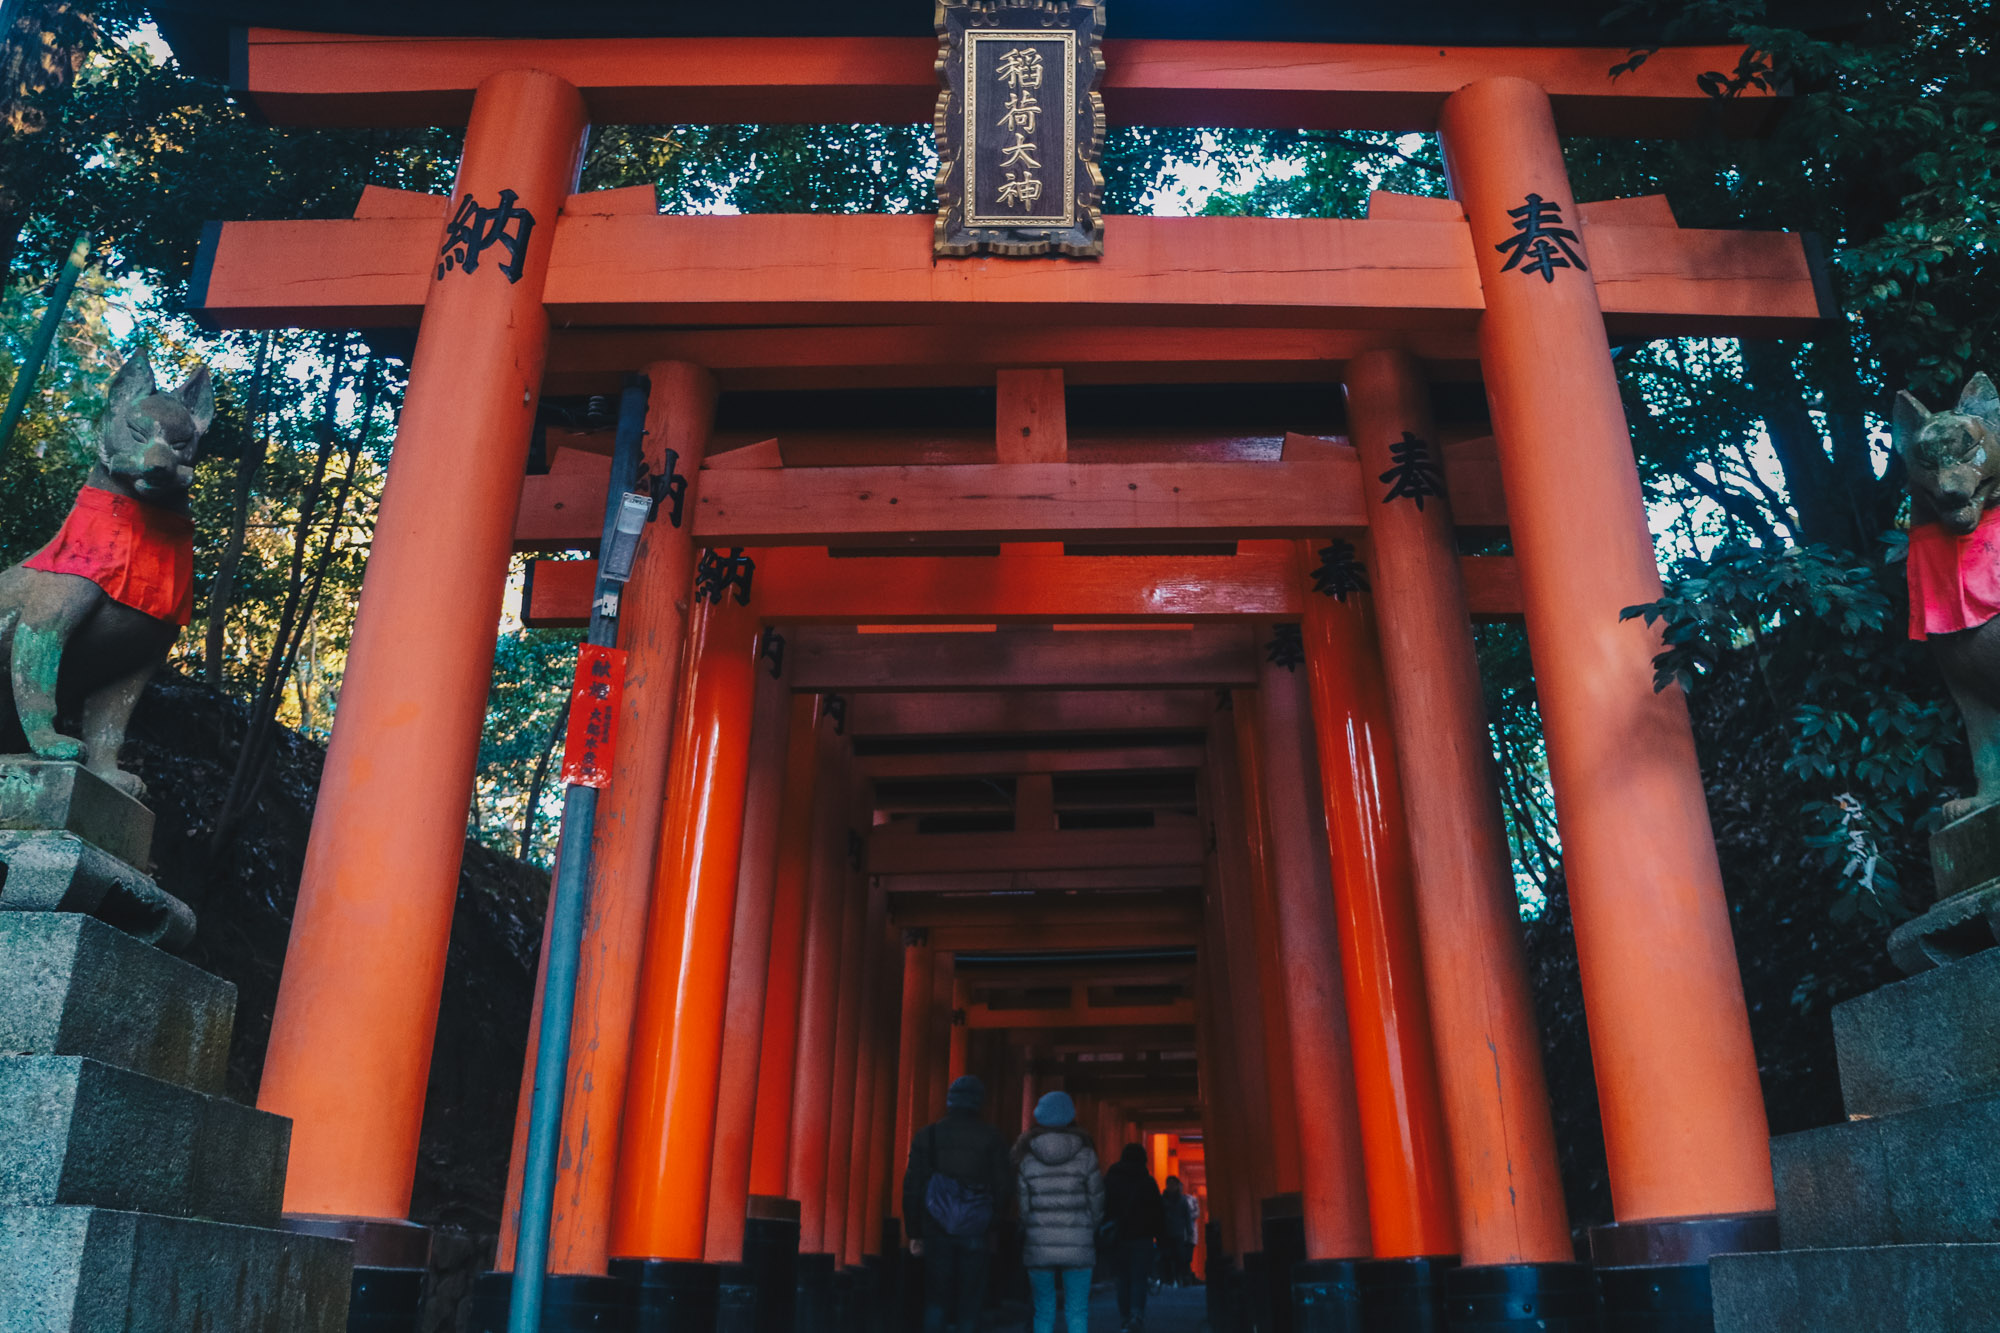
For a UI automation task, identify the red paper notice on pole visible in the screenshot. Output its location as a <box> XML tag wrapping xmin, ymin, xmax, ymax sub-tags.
<box><xmin>560</xmin><ymin>644</ymin><xmax>628</xmax><ymax>789</ymax></box>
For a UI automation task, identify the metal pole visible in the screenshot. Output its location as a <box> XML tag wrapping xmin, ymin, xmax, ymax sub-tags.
<box><xmin>509</xmin><ymin>372</ymin><xmax>652</xmax><ymax>1332</ymax></box>
<box><xmin>0</xmin><ymin>235</ymin><xmax>91</xmax><ymax>453</ymax></box>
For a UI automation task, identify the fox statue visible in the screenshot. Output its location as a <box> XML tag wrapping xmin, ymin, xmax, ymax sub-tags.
<box><xmin>0</xmin><ymin>353</ymin><xmax>212</xmax><ymax>799</ymax></box>
<box><xmin>1899</xmin><ymin>371</ymin><xmax>2000</xmax><ymax>821</ymax></box>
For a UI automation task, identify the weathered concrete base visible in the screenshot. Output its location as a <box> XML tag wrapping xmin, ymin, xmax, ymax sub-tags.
<box><xmin>0</xmin><ymin>761</ymin><xmax>153</xmax><ymax>867</ymax></box>
<box><xmin>0</xmin><ymin>914</ymin><xmax>232</xmax><ymax>1094</ymax></box>
<box><xmin>1711</xmin><ymin>1244</ymin><xmax>2000</xmax><ymax>1333</ymax></box>
<box><xmin>1772</xmin><ymin>1090</ymin><xmax>2000</xmax><ymax>1249</ymax></box>
<box><xmin>0</xmin><ymin>831</ymin><xmax>193</xmax><ymax>952</ymax></box>
<box><xmin>0</xmin><ymin>1056</ymin><xmax>288</xmax><ymax>1227</ymax></box>
<box><xmin>1888</xmin><ymin>880</ymin><xmax>2000</xmax><ymax>976</ymax></box>
<box><xmin>0</xmin><ymin>1204</ymin><xmax>352</xmax><ymax>1333</ymax></box>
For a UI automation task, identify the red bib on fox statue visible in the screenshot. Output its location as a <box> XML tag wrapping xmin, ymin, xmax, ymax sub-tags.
<box><xmin>23</xmin><ymin>484</ymin><xmax>196</xmax><ymax>627</ymax></box>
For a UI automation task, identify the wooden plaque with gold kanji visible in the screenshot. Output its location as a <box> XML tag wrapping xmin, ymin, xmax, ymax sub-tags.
<box><xmin>934</xmin><ymin>0</ymin><xmax>1106</xmax><ymax>258</ymax></box>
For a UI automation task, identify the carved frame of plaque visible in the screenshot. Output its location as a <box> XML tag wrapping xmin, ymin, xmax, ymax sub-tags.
<box><xmin>934</xmin><ymin>1</ymin><xmax>1106</xmax><ymax>259</ymax></box>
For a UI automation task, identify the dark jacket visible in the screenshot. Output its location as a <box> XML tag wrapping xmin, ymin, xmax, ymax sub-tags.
<box><xmin>1160</xmin><ymin>1185</ymin><xmax>1196</xmax><ymax>1244</ymax></box>
<box><xmin>902</xmin><ymin>1109</ymin><xmax>1012</xmax><ymax>1239</ymax></box>
<box><xmin>1104</xmin><ymin>1151</ymin><xmax>1164</xmax><ymax>1244</ymax></box>
<box><xmin>1013</xmin><ymin>1126</ymin><xmax>1104</xmax><ymax>1269</ymax></box>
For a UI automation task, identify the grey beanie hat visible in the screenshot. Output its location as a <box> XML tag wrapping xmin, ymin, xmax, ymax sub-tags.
<box><xmin>946</xmin><ymin>1074</ymin><xmax>986</xmax><ymax>1110</ymax></box>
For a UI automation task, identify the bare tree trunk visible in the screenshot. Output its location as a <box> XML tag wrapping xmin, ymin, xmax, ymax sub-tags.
<box><xmin>212</xmin><ymin>342</ymin><xmax>381</xmax><ymax>851</ymax></box>
<box><xmin>205</xmin><ymin>331</ymin><xmax>272</xmax><ymax>687</ymax></box>
<box><xmin>519</xmin><ymin>694</ymin><xmax>570</xmax><ymax>861</ymax></box>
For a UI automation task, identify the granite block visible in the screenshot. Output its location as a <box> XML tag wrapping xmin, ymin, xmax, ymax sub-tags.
<box><xmin>0</xmin><ymin>1204</ymin><xmax>352</xmax><ymax>1333</ymax></box>
<box><xmin>1773</xmin><ymin>1091</ymin><xmax>2000</xmax><ymax>1248</ymax></box>
<box><xmin>0</xmin><ymin>1056</ymin><xmax>286</xmax><ymax>1226</ymax></box>
<box><xmin>1931</xmin><ymin>803</ymin><xmax>2000</xmax><ymax>903</ymax></box>
<box><xmin>0</xmin><ymin>914</ymin><xmax>233</xmax><ymax>1094</ymax></box>
<box><xmin>1711</xmin><ymin>1243</ymin><xmax>2000</xmax><ymax>1333</ymax></box>
<box><xmin>1835</xmin><ymin>948</ymin><xmax>2000</xmax><ymax>1117</ymax></box>
<box><xmin>0</xmin><ymin>762</ymin><xmax>152</xmax><ymax>867</ymax></box>
<box><xmin>0</xmin><ymin>833</ymin><xmax>193</xmax><ymax>951</ymax></box>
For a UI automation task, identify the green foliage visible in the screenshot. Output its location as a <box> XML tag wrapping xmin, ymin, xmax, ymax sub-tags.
<box><xmin>474</xmin><ymin>620</ymin><xmax>582</xmax><ymax>867</ymax></box>
<box><xmin>1622</xmin><ymin>542</ymin><xmax>1958</xmax><ymax>921</ymax></box>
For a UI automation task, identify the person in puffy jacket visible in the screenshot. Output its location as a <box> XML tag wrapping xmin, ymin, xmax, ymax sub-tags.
<box><xmin>1012</xmin><ymin>1091</ymin><xmax>1104</xmax><ymax>1333</ymax></box>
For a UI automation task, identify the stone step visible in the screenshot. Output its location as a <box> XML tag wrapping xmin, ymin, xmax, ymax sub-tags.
<box><xmin>0</xmin><ymin>761</ymin><xmax>153</xmax><ymax>868</ymax></box>
<box><xmin>1773</xmin><ymin>1088</ymin><xmax>2000</xmax><ymax>1249</ymax></box>
<box><xmin>1834</xmin><ymin>947</ymin><xmax>2000</xmax><ymax>1118</ymax></box>
<box><xmin>0</xmin><ymin>1056</ymin><xmax>288</xmax><ymax>1227</ymax></box>
<box><xmin>0</xmin><ymin>913</ymin><xmax>233</xmax><ymax>1095</ymax></box>
<box><xmin>0</xmin><ymin>1205</ymin><xmax>351</xmax><ymax>1333</ymax></box>
<box><xmin>1711</xmin><ymin>1243</ymin><xmax>2000</xmax><ymax>1333</ymax></box>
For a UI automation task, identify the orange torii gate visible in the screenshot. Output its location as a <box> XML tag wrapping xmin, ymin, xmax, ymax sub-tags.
<box><xmin>175</xmin><ymin>10</ymin><xmax>1834</xmax><ymax>1332</ymax></box>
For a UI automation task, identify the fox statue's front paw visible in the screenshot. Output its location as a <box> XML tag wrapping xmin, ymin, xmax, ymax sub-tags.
<box><xmin>26</xmin><ymin>732</ymin><xmax>84</xmax><ymax>762</ymax></box>
<box><xmin>95</xmin><ymin>767</ymin><xmax>146</xmax><ymax>800</ymax></box>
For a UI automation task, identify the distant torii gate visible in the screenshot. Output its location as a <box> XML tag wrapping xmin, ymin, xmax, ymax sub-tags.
<box><xmin>186</xmin><ymin>21</ymin><xmax>1827</xmax><ymax>1333</ymax></box>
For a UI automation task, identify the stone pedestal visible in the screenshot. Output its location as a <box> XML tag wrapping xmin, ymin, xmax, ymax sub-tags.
<box><xmin>0</xmin><ymin>761</ymin><xmax>193</xmax><ymax>951</ymax></box>
<box><xmin>1711</xmin><ymin>937</ymin><xmax>2000</xmax><ymax>1331</ymax></box>
<box><xmin>0</xmin><ymin>912</ymin><xmax>352</xmax><ymax>1331</ymax></box>
<box><xmin>1887</xmin><ymin>803</ymin><xmax>2000</xmax><ymax>974</ymax></box>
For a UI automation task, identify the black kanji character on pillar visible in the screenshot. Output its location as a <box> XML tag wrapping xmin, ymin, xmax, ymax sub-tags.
<box><xmin>1495</xmin><ymin>194</ymin><xmax>1587</xmax><ymax>284</ymax></box>
<box><xmin>1265</xmin><ymin>623</ymin><xmax>1305</xmax><ymax>672</ymax></box>
<box><xmin>760</xmin><ymin>629</ymin><xmax>787</xmax><ymax>680</ymax></box>
<box><xmin>824</xmin><ymin>693</ymin><xmax>848</xmax><ymax>736</ymax></box>
<box><xmin>1378</xmin><ymin>431</ymin><xmax>1447</xmax><ymax>510</ymax></box>
<box><xmin>1310</xmin><ymin>540</ymin><xmax>1370</xmax><ymax>602</ymax></box>
<box><xmin>695</xmin><ymin>547</ymin><xmax>756</xmax><ymax>606</ymax></box>
<box><xmin>640</xmin><ymin>449</ymin><xmax>690</xmax><ymax>528</ymax></box>
<box><xmin>437</xmin><ymin>189</ymin><xmax>537</xmax><ymax>283</ymax></box>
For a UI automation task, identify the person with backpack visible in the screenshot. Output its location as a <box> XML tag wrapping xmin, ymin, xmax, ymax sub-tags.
<box><xmin>1013</xmin><ymin>1092</ymin><xmax>1104</xmax><ymax>1333</ymax></box>
<box><xmin>1102</xmin><ymin>1144</ymin><xmax>1165</xmax><ymax>1332</ymax></box>
<box><xmin>903</xmin><ymin>1075</ymin><xmax>1013</xmax><ymax>1333</ymax></box>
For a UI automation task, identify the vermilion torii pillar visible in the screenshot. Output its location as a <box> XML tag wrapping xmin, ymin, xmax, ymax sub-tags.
<box><xmin>705</xmin><ymin>643</ymin><xmax>799</xmax><ymax>1262</ymax></box>
<box><xmin>1295</xmin><ymin>561</ymin><xmax>1461</xmax><ymax>1266</ymax></box>
<box><xmin>496</xmin><ymin>359</ymin><xmax>719</xmax><ymax>1275</ymax></box>
<box><xmin>258</xmin><ymin>68</ymin><xmax>588</xmax><ymax>1226</ymax></box>
<box><xmin>748</xmin><ymin>696</ymin><xmax>834</xmax><ymax>1200</ymax></box>
<box><xmin>892</xmin><ymin>928</ymin><xmax>937</xmax><ymax>1221</ymax></box>
<box><xmin>787</xmin><ymin>717</ymin><xmax>855</xmax><ymax>1258</ymax></box>
<box><xmin>1438</xmin><ymin>80</ymin><xmax>1774</xmax><ymax>1242</ymax></box>
<box><xmin>1249</xmin><ymin>635</ymin><xmax>1373</xmax><ymax>1263</ymax></box>
<box><xmin>1346</xmin><ymin>349</ymin><xmax>1572</xmax><ymax>1269</ymax></box>
<box><xmin>609</xmin><ymin>590</ymin><xmax>764</xmax><ymax>1262</ymax></box>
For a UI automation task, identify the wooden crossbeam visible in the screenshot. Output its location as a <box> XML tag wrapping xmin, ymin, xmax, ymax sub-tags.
<box><xmin>191</xmin><ymin>209</ymin><xmax>1828</xmax><ymax>340</ymax></box>
<box><xmin>516</xmin><ymin>444</ymin><xmax>1508</xmax><ymax>549</ymax></box>
<box><xmin>236</xmin><ymin>31</ymin><xmax>1778</xmax><ymax>136</ymax></box>
<box><xmin>868</xmin><ymin>822</ymin><xmax>1205</xmax><ymax>873</ymax></box>
<box><xmin>963</xmin><ymin>999</ymin><xmax>1197</xmax><ymax>1030</ymax></box>
<box><xmin>927</xmin><ymin>921</ymin><xmax>1201</xmax><ymax>952</ymax></box>
<box><xmin>882</xmin><ymin>868</ymin><xmax>1205</xmax><ymax>895</ymax></box>
<box><xmin>858</xmin><ymin>745</ymin><xmax>1203</xmax><ymax>780</ymax></box>
<box><xmin>791</xmin><ymin>626</ymin><xmax>1257</xmax><ymax>692</ymax></box>
<box><xmin>542</xmin><ymin>325</ymin><xmax>1486</xmax><ymax>393</ymax></box>
<box><xmin>518</xmin><ymin>549</ymin><xmax>1524</xmax><ymax>625</ymax></box>
<box><xmin>847</xmin><ymin>691</ymin><xmax>1215</xmax><ymax>737</ymax></box>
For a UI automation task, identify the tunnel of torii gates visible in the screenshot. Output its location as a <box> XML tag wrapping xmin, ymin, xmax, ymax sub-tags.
<box><xmin>174</xmin><ymin>7</ymin><xmax>1833</xmax><ymax>1331</ymax></box>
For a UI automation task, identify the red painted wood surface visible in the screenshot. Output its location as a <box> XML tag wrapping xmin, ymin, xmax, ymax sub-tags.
<box><xmin>747</xmin><ymin>695</ymin><xmax>828</xmax><ymax>1199</ymax></box>
<box><xmin>610</xmin><ymin>594</ymin><xmax>764</xmax><ymax>1260</ymax></box>
<box><xmin>518</xmin><ymin>549</ymin><xmax>1523</xmax><ymax>627</ymax></box>
<box><xmin>256</xmin><ymin>69</ymin><xmax>587</xmax><ymax>1225</ymax></box>
<box><xmin>1348</xmin><ymin>348</ymin><xmax>1571</xmax><ymax>1265</ymax></box>
<box><xmin>1441</xmin><ymin>76</ymin><xmax>1774</xmax><ymax>1224</ymax></box>
<box><xmin>1298</xmin><ymin>558</ymin><xmax>1460</xmax><ymax>1261</ymax></box>
<box><xmin>704</xmin><ymin>652</ymin><xmax>797</xmax><ymax>1262</ymax></box>
<box><xmin>496</xmin><ymin>360</ymin><xmax>719</xmax><ymax>1273</ymax></box>
<box><xmin>238</xmin><ymin>30</ymin><xmax>1778</xmax><ymax>137</ymax></box>
<box><xmin>193</xmin><ymin>212</ymin><xmax>1826</xmax><ymax>340</ymax></box>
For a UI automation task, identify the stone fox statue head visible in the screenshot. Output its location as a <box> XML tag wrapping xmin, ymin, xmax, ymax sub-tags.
<box><xmin>96</xmin><ymin>354</ymin><xmax>212</xmax><ymax>504</ymax></box>
<box><xmin>1898</xmin><ymin>373</ymin><xmax>2000</xmax><ymax>536</ymax></box>
<box><xmin>0</xmin><ymin>353</ymin><xmax>212</xmax><ymax>798</ymax></box>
